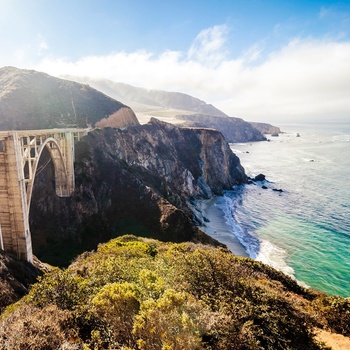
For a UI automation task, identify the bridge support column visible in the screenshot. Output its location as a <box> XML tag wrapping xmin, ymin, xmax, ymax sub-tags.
<box><xmin>0</xmin><ymin>134</ymin><xmax>32</xmax><ymax>262</ymax></box>
<box><xmin>0</xmin><ymin>128</ymin><xmax>87</xmax><ymax>262</ymax></box>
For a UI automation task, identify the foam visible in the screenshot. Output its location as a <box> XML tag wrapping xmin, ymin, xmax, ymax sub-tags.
<box><xmin>218</xmin><ymin>193</ymin><xmax>296</xmax><ymax>279</ymax></box>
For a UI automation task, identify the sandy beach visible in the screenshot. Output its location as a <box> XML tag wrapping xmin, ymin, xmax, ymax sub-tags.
<box><xmin>195</xmin><ymin>196</ymin><xmax>248</xmax><ymax>257</ymax></box>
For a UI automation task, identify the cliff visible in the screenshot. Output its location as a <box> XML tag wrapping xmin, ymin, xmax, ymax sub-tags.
<box><xmin>0</xmin><ymin>67</ymin><xmax>139</xmax><ymax>130</ymax></box>
<box><xmin>29</xmin><ymin>118</ymin><xmax>246</xmax><ymax>266</ymax></box>
<box><xmin>249</xmin><ymin>122</ymin><xmax>282</xmax><ymax>135</ymax></box>
<box><xmin>176</xmin><ymin>114</ymin><xmax>267</xmax><ymax>143</ymax></box>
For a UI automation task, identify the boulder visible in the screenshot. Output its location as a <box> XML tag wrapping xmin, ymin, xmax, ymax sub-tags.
<box><xmin>254</xmin><ymin>173</ymin><xmax>266</xmax><ymax>182</ymax></box>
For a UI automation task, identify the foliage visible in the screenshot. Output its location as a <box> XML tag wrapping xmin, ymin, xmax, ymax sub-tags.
<box><xmin>0</xmin><ymin>235</ymin><xmax>345</xmax><ymax>349</ymax></box>
<box><xmin>0</xmin><ymin>304</ymin><xmax>79</xmax><ymax>350</ymax></box>
<box><xmin>312</xmin><ymin>295</ymin><xmax>350</xmax><ymax>335</ymax></box>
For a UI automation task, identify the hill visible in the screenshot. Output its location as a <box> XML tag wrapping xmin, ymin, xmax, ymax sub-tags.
<box><xmin>1</xmin><ymin>235</ymin><xmax>349</xmax><ymax>349</ymax></box>
<box><xmin>61</xmin><ymin>76</ymin><xmax>228</xmax><ymax>119</ymax></box>
<box><xmin>62</xmin><ymin>76</ymin><xmax>273</xmax><ymax>142</ymax></box>
<box><xmin>176</xmin><ymin>114</ymin><xmax>266</xmax><ymax>143</ymax></box>
<box><xmin>0</xmin><ymin>67</ymin><xmax>139</xmax><ymax>130</ymax></box>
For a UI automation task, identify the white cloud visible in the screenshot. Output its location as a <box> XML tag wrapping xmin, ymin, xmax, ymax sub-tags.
<box><xmin>187</xmin><ymin>24</ymin><xmax>229</xmax><ymax>66</ymax></box>
<box><xmin>38</xmin><ymin>37</ymin><xmax>48</xmax><ymax>54</ymax></box>
<box><xmin>36</xmin><ymin>26</ymin><xmax>350</xmax><ymax>123</ymax></box>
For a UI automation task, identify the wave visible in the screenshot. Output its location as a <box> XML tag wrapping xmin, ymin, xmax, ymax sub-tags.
<box><xmin>216</xmin><ymin>191</ymin><xmax>296</xmax><ymax>279</ymax></box>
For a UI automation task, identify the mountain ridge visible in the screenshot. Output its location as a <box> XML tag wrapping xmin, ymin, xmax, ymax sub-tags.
<box><xmin>62</xmin><ymin>75</ymin><xmax>280</xmax><ymax>141</ymax></box>
<box><xmin>0</xmin><ymin>66</ymin><xmax>139</xmax><ymax>130</ymax></box>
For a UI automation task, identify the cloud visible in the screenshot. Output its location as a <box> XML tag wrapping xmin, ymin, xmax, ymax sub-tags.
<box><xmin>36</xmin><ymin>26</ymin><xmax>350</xmax><ymax>123</ymax></box>
<box><xmin>38</xmin><ymin>37</ymin><xmax>48</xmax><ymax>54</ymax></box>
<box><xmin>187</xmin><ymin>25</ymin><xmax>229</xmax><ymax>66</ymax></box>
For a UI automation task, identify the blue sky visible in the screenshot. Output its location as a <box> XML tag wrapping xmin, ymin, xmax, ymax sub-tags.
<box><xmin>1</xmin><ymin>0</ymin><xmax>350</xmax><ymax>122</ymax></box>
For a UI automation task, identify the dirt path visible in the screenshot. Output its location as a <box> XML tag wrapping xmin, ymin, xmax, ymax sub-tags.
<box><xmin>315</xmin><ymin>329</ymin><xmax>350</xmax><ymax>350</ymax></box>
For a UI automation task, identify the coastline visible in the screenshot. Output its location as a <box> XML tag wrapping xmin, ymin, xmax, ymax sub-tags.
<box><xmin>194</xmin><ymin>196</ymin><xmax>248</xmax><ymax>257</ymax></box>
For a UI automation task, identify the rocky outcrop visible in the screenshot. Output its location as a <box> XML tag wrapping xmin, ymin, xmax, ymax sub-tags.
<box><xmin>29</xmin><ymin>119</ymin><xmax>246</xmax><ymax>266</ymax></box>
<box><xmin>0</xmin><ymin>250</ymin><xmax>41</xmax><ymax>313</ymax></box>
<box><xmin>249</xmin><ymin>122</ymin><xmax>281</xmax><ymax>135</ymax></box>
<box><xmin>176</xmin><ymin>114</ymin><xmax>266</xmax><ymax>143</ymax></box>
<box><xmin>0</xmin><ymin>67</ymin><xmax>139</xmax><ymax>130</ymax></box>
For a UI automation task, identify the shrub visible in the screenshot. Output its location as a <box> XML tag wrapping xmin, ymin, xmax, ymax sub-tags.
<box><xmin>133</xmin><ymin>289</ymin><xmax>209</xmax><ymax>350</ymax></box>
<box><xmin>28</xmin><ymin>268</ymin><xmax>88</xmax><ymax>311</ymax></box>
<box><xmin>313</xmin><ymin>295</ymin><xmax>350</xmax><ymax>335</ymax></box>
<box><xmin>0</xmin><ymin>304</ymin><xmax>79</xmax><ymax>349</ymax></box>
<box><xmin>90</xmin><ymin>282</ymin><xmax>140</xmax><ymax>348</ymax></box>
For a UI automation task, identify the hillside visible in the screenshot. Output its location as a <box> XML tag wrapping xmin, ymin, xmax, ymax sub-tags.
<box><xmin>0</xmin><ymin>67</ymin><xmax>139</xmax><ymax>130</ymax></box>
<box><xmin>249</xmin><ymin>122</ymin><xmax>282</xmax><ymax>135</ymax></box>
<box><xmin>61</xmin><ymin>76</ymin><xmax>228</xmax><ymax>119</ymax></box>
<box><xmin>62</xmin><ymin>75</ymin><xmax>274</xmax><ymax>142</ymax></box>
<box><xmin>0</xmin><ymin>250</ymin><xmax>41</xmax><ymax>313</ymax></box>
<box><xmin>177</xmin><ymin>114</ymin><xmax>266</xmax><ymax>143</ymax></box>
<box><xmin>1</xmin><ymin>235</ymin><xmax>349</xmax><ymax>349</ymax></box>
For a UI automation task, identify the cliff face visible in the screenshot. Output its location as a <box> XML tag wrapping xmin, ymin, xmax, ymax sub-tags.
<box><xmin>29</xmin><ymin>119</ymin><xmax>246</xmax><ymax>266</ymax></box>
<box><xmin>177</xmin><ymin>114</ymin><xmax>266</xmax><ymax>143</ymax></box>
<box><xmin>249</xmin><ymin>122</ymin><xmax>282</xmax><ymax>135</ymax></box>
<box><xmin>0</xmin><ymin>67</ymin><xmax>139</xmax><ymax>130</ymax></box>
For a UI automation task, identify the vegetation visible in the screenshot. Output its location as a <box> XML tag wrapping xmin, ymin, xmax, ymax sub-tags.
<box><xmin>1</xmin><ymin>235</ymin><xmax>348</xmax><ymax>349</ymax></box>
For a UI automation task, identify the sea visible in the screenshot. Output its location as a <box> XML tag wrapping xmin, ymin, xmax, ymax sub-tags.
<box><xmin>215</xmin><ymin>121</ymin><xmax>350</xmax><ymax>298</ymax></box>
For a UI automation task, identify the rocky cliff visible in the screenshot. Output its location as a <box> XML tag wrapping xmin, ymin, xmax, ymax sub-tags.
<box><xmin>29</xmin><ymin>119</ymin><xmax>246</xmax><ymax>266</ymax></box>
<box><xmin>176</xmin><ymin>114</ymin><xmax>266</xmax><ymax>143</ymax></box>
<box><xmin>0</xmin><ymin>67</ymin><xmax>139</xmax><ymax>130</ymax></box>
<box><xmin>249</xmin><ymin>122</ymin><xmax>282</xmax><ymax>135</ymax></box>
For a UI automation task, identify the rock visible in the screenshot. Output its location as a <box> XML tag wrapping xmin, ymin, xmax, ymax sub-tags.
<box><xmin>254</xmin><ymin>173</ymin><xmax>266</xmax><ymax>182</ymax></box>
<box><xmin>273</xmin><ymin>188</ymin><xmax>284</xmax><ymax>192</ymax></box>
<box><xmin>175</xmin><ymin>114</ymin><xmax>267</xmax><ymax>143</ymax></box>
<box><xmin>271</xmin><ymin>132</ymin><xmax>279</xmax><ymax>137</ymax></box>
<box><xmin>0</xmin><ymin>250</ymin><xmax>41</xmax><ymax>313</ymax></box>
<box><xmin>262</xmin><ymin>185</ymin><xmax>268</xmax><ymax>189</ymax></box>
<box><xmin>29</xmin><ymin>119</ymin><xmax>247</xmax><ymax>266</ymax></box>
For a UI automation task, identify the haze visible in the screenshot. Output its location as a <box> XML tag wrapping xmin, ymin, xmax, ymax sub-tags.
<box><xmin>1</xmin><ymin>0</ymin><xmax>350</xmax><ymax>124</ymax></box>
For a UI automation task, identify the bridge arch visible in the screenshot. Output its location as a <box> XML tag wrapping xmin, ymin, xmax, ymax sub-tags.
<box><xmin>26</xmin><ymin>137</ymin><xmax>69</xmax><ymax>212</ymax></box>
<box><xmin>0</xmin><ymin>128</ymin><xmax>88</xmax><ymax>262</ymax></box>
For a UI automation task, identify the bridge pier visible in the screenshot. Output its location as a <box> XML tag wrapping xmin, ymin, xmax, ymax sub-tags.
<box><xmin>0</xmin><ymin>129</ymin><xmax>87</xmax><ymax>262</ymax></box>
<box><xmin>0</xmin><ymin>133</ymin><xmax>32</xmax><ymax>261</ymax></box>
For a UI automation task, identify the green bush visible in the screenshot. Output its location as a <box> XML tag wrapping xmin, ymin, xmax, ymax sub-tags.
<box><xmin>313</xmin><ymin>295</ymin><xmax>350</xmax><ymax>335</ymax></box>
<box><xmin>1</xmin><ymin>236</ymin><xmax>341</xmax><ymax>349</ymax></box>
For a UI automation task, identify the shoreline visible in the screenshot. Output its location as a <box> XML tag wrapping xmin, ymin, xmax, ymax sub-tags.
<box><xmin>194</xmin><ymin>196</ymin><xmax>249</xmax><ymax>257</ymax></box>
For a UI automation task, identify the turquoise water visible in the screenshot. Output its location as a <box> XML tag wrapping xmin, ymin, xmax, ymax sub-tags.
<box><xmin>221</xmin><ymin>122</ymin><xmax>350</xmax><ymax>297</ymax></box>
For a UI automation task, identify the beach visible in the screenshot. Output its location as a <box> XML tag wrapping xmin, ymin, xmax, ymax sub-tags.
<box><xmin>195</xmin><ymin>196</ymin><xmax>248</xmax><ymax>257</ymax></box>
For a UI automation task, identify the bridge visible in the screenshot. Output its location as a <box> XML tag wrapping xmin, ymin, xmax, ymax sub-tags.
<box><xmin>0</xmin><ymin>128</ymin><xmax>88</xmax><ymax>263</ymax></box>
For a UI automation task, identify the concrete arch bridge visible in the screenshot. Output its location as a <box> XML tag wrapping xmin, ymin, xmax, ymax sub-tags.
<box><xmin>0</xmin><ymin>129</ymin><xmax>88</xmax><ymax>262</ymax></box>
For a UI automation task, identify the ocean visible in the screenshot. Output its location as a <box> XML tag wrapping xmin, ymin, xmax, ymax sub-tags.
<box><xmin>212</xmin><ymin>122</ymin><xmax>350</xmax><ymax>298</ymax></box>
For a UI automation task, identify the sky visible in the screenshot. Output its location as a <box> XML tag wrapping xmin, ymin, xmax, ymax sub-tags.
<box><xmin>1</xmin><ymin>0</ymin><xmax>350</xmax><ymax>123</ymax></box>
